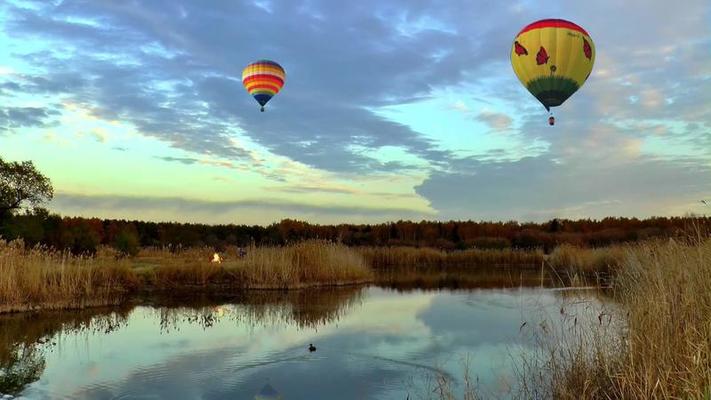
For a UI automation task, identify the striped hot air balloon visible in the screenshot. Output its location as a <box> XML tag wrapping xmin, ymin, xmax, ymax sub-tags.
<box><xmin>242</xmin><ymin>60</ymin><xmax>286</xmax><ymax>112</ymax></box>
<box><xmin>511</xmin><ymin>19</ymin><xmax>595</xmax><ymax>125</ymax></box>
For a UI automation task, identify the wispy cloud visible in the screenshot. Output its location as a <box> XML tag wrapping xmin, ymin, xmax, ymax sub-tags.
<box><xmin>1</xmin><ymin>0</ymin><xmax>709</xmax><ymax>222</ymax></box>
<box><xmin>51</xmin><ymin>192</ymin><xmax>434</xmax><ymax>223</ymax></box>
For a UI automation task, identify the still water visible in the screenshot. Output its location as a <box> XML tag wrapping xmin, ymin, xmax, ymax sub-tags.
<box><xmin>1</xmin><ymin>284</ymin><xmax>606</xmax><ymax>399</ymax></box>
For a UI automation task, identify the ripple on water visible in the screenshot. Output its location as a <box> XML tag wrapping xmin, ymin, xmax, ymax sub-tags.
<box><xmin>1</xmin><ymin>286</ymin><xmax>608</xmax><ymax>400</ymax></box>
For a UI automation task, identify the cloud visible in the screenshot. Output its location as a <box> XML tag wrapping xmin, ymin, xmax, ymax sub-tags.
<box><xmin>76</xmin><ymin>128</ymin><xmax>109</xmax><ymax>143</ymax></box>
<box><xmin>0</xmin><ymin>106</ymin><xmax>60</xmax><ymax>130</ymax></box>
<box><xmin>50</xmin><ymin>192</ymin><xmax>434</xmax><ymax>223</ymax></box>
<box><xmin>476</xmin><ymin>110</ymin><xmax>513</xmax><ymax>131</ymax></box>
<box><xmin>3</xmin><ymin>0</ymin><xmax>512</xmax><ymax>172</ymax></box>
<box><xmin>2</xmin><ymin>0</ymin><xmax>711</xmax><ymax>221</ymax></box>
<box><xmin>416</xmin><ymin>155</ymin><xmax>711</xmax><ymax>221</ymax></box>
<box><xmin>270</xmin><ymin>185</ymin><xmax>360</xmax><ymax>195</ymax></box>
<box><xmin>155</xmin><ymin>156</ymin><xmax>199</xmax><ymax>165</ymax></box>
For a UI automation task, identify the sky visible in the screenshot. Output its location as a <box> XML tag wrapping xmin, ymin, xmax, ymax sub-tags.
<box><xmin>0</xmin><ymin>0</ymin><xmax>709</xmax><ymax>225</ymax></box>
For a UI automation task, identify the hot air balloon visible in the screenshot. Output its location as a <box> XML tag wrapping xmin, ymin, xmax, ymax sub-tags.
<box><xmin>511</xmin><ymin>19</ymin><xmax>595</xmax><ymax>125</ymax></box>
<box><xmin>242</xmin><ymin>60</ymin><xmax>286</xmax><ymax>112</ymax></box>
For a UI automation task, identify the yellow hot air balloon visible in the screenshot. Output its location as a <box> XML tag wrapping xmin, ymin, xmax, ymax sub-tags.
<box><xmin>511</xmin><ymin>19</ymin><xmax>595</xmax><ymax>125</ymax></box>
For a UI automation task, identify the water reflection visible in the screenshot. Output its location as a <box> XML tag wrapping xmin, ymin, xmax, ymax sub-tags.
<box><xmin>0</xmin><ymin>307</ymin><xmax>132</xmax><ymax>396</ymax></box>
<box><xmin>153</xmin><ymin>288</ymin><xmax>364</xmax><ymax>333</ymax></box>
<box><xmin>0</xmin><ymin>289</ymin><xmax>362</xmax><ymax>397</ymax></box>
<box><xmin>0</xmin><ymin>343</ymin><xmax>44</xmax><ymax>395</ymax></box>
<box><xmin>376</xmin><ymin>266</ymin><xmax>563</xmax><ymax>291</ymax></box>
<box><xmin>0</xmin><ymin>280</ymin><xmax>610</xmax><ymax>399</ymax></box>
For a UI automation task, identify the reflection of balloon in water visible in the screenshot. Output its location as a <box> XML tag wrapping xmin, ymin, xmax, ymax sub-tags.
<box><xmin>242</xmin><ymin>60</ymin><xmax>286</xmax><ymax>112</ymax></box>
<box><xmin>255</xmin><ymin>383</ymin><xmax>282</xmax><ymax>400</ymax></box>
<box><xmin>511</xmin><ymin>19</ymin><xmax>595</xmax><ymax>125</ymax></box>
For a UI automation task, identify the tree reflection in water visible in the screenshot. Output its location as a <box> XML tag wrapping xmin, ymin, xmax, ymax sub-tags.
<box><xmin>0</xmin><ymin>343</ymin><xmax>45</xmax><ymax>395</ymax></box>
<box><xmin>154</xmin><ymin>287</ymin><xmax>364</xmax><ymax>333</ymax></box>
<box><xmin>0</xmin><ymin>287</ymin><xmax>364</xmax><ymax>395</ymax></box>
<box><xmin>0</xmin><ymin>307</ymin><xmax>131</xmax><ymax>395</ymax></box>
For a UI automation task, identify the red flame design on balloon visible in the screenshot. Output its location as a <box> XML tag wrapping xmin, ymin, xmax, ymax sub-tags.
<box><xmin>583</xmin><ymin>38</ymin><xmax>592</xmax><ymax>60</ymax></box>
<box><xmin>514</xmin><ymin>41</ymin><xmax>528</xmax><ymax>56</ymax></box>
<box><xmin>536</xmin><ymin>46</ymin><xmax>549</xmax><ymax>65</ymax></box>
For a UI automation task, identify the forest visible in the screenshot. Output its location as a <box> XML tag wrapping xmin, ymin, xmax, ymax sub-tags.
<box><xmin>1</xmin><ymin>209</ymin><xmax>706</xmax><ymax>255</ymax></box>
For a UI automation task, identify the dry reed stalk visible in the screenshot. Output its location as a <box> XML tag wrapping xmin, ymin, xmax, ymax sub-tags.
<box><xmin>519</xmin><ymin>238</ymin><xmax>711</xmax><ymax>399</ymax></box>
<box><xmin>1</xmin><ymin>239</ymin><xmax>371</xmax><ymax>312</ymax></box>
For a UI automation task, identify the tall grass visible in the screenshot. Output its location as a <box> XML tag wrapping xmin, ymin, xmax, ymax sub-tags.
<box><xmin>520</xmin><ymin>238</ymin><xmax>711</xmax><ymax>399</ymax></box>
<box><xmin>0</xmin><ymin>239</ymin><xmax>371</xmax><ymax>313</ymax></box>
<box><xmin>0</xmin><ymin>240</ymin><xmax>136</xmax><ymax>313</ymax></box>
<box><xmin>235</xmin><ymin>240</ymin><xmax>371</xmax><ymax>287</ymax></box>
<box><xmin>144</xmin><ymin>240</ymin><xmax>372</xmax><ymax>289</ymax></box>
<box><xmin>547</xmin><ymin>243</ymin><xmax>627</xmax><ymax>273</ymax></box>
<box><xmin>359</xmin><ymin>246</ymin><xmax>544</xmax><ymax>268</ymax></box>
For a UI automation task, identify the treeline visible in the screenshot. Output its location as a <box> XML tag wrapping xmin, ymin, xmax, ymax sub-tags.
<box><xmin>0</xmin><ymin>209</ymin><xmax>707</xmax><ymax>255</ymax></box>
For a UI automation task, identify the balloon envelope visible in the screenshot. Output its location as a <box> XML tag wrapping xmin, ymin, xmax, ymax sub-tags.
<box><xmin>511</xmin><ymin>19</ymin><xmax>595</xmax><ymax>111</ymax></box>
<box><xmin>242</xmin><ymin>60</ymin><xmax>285</xmax><ymax>111</ymax></box>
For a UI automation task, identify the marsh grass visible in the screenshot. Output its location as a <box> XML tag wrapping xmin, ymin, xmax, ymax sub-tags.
<box><xmin>547</xmin><ymin>244</ymin><xmax>627</xmax><ymax>275</ymax></box>
<box><xmin>0</xmin><ymin>240</ymin><xmax>136</xmax><ymax>313</ymax></box>
<box><xmin>0</xmin><ymin>239</ymin><xmax>371</xmax><ymax>313</ymax></box>
<box><xmin>520</xmin><ymin>237</ymin><xmax>711</xmax><ymax>399</ymax></box>
<box><xmin>142</xmin><ymin>240</ymin><xmax>372</xmax><ymax>289</ymax></box>
<box><xmin>360</xmin><ymin>246</ymin><xmax>544</xmax><ymax>269</ymax></box>
<box><xmin>0</xmin><ymin>238</ymin><xmax>628</xmax><ymax>314</ymax></box>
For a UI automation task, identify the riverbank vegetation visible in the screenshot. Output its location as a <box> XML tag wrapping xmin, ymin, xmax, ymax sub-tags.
<box><xmin>520</xmin><ymin>236</ymin><xmax>711</xmax><ymax>399</ymax></box>
<box><xmin>0</xmin><ymin>234</ymin><xmax>629</xmax><ymax>314</ymax></box>
<box><xmin>0</xmin><ymin>240</ymin><xmax>371</xmax><ymax>313</ymax></box>
<box><xmin>3</xmin><ymin>235</ymin><xmax>710</xmax><ymax>398</ymax></box>
<box><xmin>360</xmin><ymin>246</ymin><xmax>544</xmax><ymax>268</ymax></box>
<box><xmin>0</xmin><ymin>235</ymin><xmax>656</xmax><ymax>314</ymax></box>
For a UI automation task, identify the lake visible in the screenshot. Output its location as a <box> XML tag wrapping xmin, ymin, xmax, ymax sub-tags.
<box><xmin>0</xmin><ymin>279</ymin><xmax>608</xmax><ymax>399</ymax></box>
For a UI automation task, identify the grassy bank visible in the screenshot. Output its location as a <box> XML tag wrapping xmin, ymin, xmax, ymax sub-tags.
<box><xmin>360</xmin><ymin>246</ymin><xmax>544</xmax><ymax>268</ymax></box>
<box><xmin>1</xmin><ymin>240</ymin><xmax>572</xmax><ymax>313</ymax></box>
<box><xmin>0</xmin><ymin>240</ymin><xmax>371</xmax><ymax>313</ymax></box>
<box><xmin>140</xmin><ymin>240</ymin><xmax>372</xmax><ymax>289</ymax></box>
<box><xmin>546</xmin><ymin>243</ymin><xmax>627</xmax><ymax>273</ymax></box>
<box><xmin>522</xmin><ymin>238</ymin><xmax>711</xmax><ymax>399</ymax></box>
<box><xmin>0</xmin><ymin>240</ymin><xmax>137</xmax><ymax>314</ymax></box>
<box><xmin>0</xmin><ymin>238</ymin><xmax>667</xmax><ymax>316</ymax></box>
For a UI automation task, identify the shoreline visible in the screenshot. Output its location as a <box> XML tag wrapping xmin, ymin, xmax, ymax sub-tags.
<box><xmin>0</xmin><ymin>239</ymin><xmax>621</xmax><ymax>316</ymax></box>
<box><xmin>0</xmin><ymin>279</ymin><xmax>374</xmax><ymax>315</ymax></box>
<box><xmin>0</xmin><ymin>269</ymin><xmax>605</xmax><ymax>316</ymax></box>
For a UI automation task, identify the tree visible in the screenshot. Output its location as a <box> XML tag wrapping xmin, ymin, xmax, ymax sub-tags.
<box><xmin>0</xmin><ymin>158</ymin><xmax>53</xmax><ymax>220</ymax></box>
<box><xmin>114</xmin><ymin>228</ymin><xmax>140</xmax><ymax>257</ymax></box>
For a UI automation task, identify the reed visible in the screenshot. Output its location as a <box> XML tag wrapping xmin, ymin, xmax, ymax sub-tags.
<box><xmin>0</xmin><ymin>239</ymin><xmax>371</xmax><ymax>313</ymax></box>
<box><xmin>0</xmin><ymin>240</ymin><xmax>136</xmax><ymax>313</ymax></box>
<box><xmin>359</xmin><ymin>246</ymin><xmax>544</xmax><ymax>268</ymax></box>
<box><xmin>547</xmin><ymin>243</ymin><xmax>628</xmax><ymax>273</ymax></box>
<box><xmin>142</xmin><ymin>240</ymin><xmax>372</xmax><ymax>289</ymax></box>
<box><xmin>520</xmin><ymin>237</ymin><xmax>711</xmax><ymax>399</ymax></box>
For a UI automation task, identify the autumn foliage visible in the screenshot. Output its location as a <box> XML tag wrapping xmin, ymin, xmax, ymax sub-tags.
<box><xmin>1</xmin><ymin>211</ymin><xmax>707</xmax><ymax>255</ymax></box>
